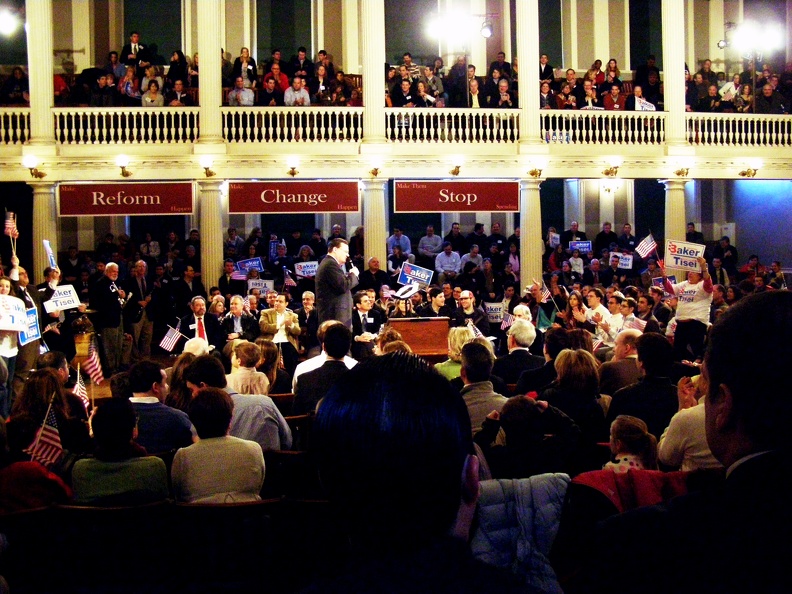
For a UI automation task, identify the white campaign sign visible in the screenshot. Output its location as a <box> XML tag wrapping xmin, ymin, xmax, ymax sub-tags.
<box><xmin>248</xmin><ymin>279</ymin><xmax>274</xmax><ymax>293</ymax></box>
<box><xmin>610</xmin><ymin>252</ymin><xmax>634</xmax><ymax>270</ymax></box>
<box><xmin>0</xmin><ymin>294</ymin><xmax>29</xmax><ymax>332</ymax></box>
<box><xmin>294</xmin><ymin>261</ymin><xmax>318</xmax><ymax>278</ymax></box>
<box><xmin>665</xmin><ymin>239</ymin><xmax>706</xmax><ymax>272</ymax></box>
<box><xmin>43</xmin><ymin>285</ymin><xmax>81</xmax><ymax>313</ymax></box>
<box><xmin>484</xmin><ymin>302</ymin><xmax>504</xmax><ymax>324</ymax></box>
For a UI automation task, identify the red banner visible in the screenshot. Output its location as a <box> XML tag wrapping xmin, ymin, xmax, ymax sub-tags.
<box><xmin>229</xmin><ymin>181</ymin><xmax>360</xmax><ymax>214</ymax></box>
<box><xmin>58</xmin><ymin>182</ymin><xmax>194</xmax><ymax>216</ymax></box>
<box><xmin>394</xmin><ymin>180</ymin><xmax>519</xmax><ymax>213</ymax></box>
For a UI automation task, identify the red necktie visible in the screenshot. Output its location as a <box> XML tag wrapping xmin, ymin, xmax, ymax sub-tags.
<box><xmin>197</xmin><ymin>317</ymin><xmax>206</xmax><ymax>340</ymax></box>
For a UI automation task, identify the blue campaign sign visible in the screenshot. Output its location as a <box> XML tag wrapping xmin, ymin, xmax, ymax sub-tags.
<box><xmin>236</xmin><ymin>257</ymin><xmax>265</xmax><ymax>273</ymax></box>
<box><xmin>397</xmin><ymin>262</ymin><xmax>434</xmax><ymax>286</ymax></box>
<box><xmin>20</xmin><ymin>307</ymin><xmax>41</xmax><ymax>346</ymax></box>
<box><xmin>269</xmin><ymin>240</ymin><xmax>281</xmax><ymax>261</ymax></box>
<box><xmin>569</xmin><ymin>240</ymin><xmax>592</xmax><ymax>253</ymax></box>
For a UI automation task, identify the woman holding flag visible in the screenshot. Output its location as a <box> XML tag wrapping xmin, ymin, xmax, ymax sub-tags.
<box><xmin>0</xmin><ymin>277</ymin><xmax>19</xmax><ymax>418</ymax></box>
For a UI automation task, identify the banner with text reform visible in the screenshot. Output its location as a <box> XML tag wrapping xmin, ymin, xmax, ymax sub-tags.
<box><xmin>58</xmin><ymin>182</ymin><xmax>194</xmax><ymax>216</ymax></box>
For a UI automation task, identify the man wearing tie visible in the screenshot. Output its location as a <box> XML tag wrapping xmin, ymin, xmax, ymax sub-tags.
<box><xmin>259</xmin><ymin>293</ymin><xmax>301</xmax><ymax>375</ymax></box>
<box><xmin>180</xmin><ymin>296</ymin><xmax>223</xmax><ymax>352</ymax></box>
<box><xmin>123</xmin><ymin>260</ymin><xmax>153</xmax><ymax>362</ymax></box>
<box><xmin>89</xmin><ymin>262</ymin><xmax>127</xmax><ymax>374</ymax></box>
<box><xmin>166</xmin><ymin>79</ymin><xmax>193</xmax><ymax>106</ymax></box>
<box><xmin>351</xmin><ymin>290</ymin><xmax>384</xmax><ymax>360</ymax></box>
<box><xmin>121</xmin><ymin>32</ymin><xmax>151</xmax><ymax>79</ymax></box>
<box><xmin>9</xmin><ymin>256</ymin><xmax>42</xmax><ymax>394</ymax></box>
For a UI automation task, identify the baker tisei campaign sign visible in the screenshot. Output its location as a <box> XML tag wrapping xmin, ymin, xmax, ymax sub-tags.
<box><xmin>665</xmin><ymin>240</ymin><xmax>706</xmax><ymax>272</ymax></box>
<box><xmin>43</xmin><ymin>285</ymin><xmax>81</xmax><ymax>313</ymax></box>
<box><xmin>398</xmin><ymin>262</ymin><xmax>434</xmax><ymax>286</ymax></box>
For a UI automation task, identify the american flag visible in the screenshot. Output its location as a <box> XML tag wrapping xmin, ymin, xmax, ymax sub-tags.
<box><xmin>540</xmin><ymin>283</ymin><xmax>552</xmax><ymax>303</ymax></box>
<box><xmin>73</xmin><ymin>370</ymin><xmax>89</xmax><ymax>412</ymax></box>
<box><xmin>25</xmin><ymin>405</ymin><xmax>63</xmax><ymax>468</ymax></box>
<box><xmin>635</xmin><ymin>234</ymin><xmax>658</xmax><ymax>258</ymax></box>
<box><xmin>3</xmin><ymin>211</ymin><xmax>18</xmax><ymax>239</ymax></box>
<box><xmin>243</xmin><ymin>295</ymin><xmax>250</xmax><ymax>309</ymax></box>
<box><xmin>467</xmin><ymin>319</ymin><xmax>484</xmax><ymax>338</ymax></box>
<box><xmin>159</xmin><ymin>325</ymin><xmax>182</xmax><ymax>352</ymax></box>
<box><xmin>591</xmin><ymin>337</ymin><xmax>604</xmax><ymax>351</ymax></box>
<box><xmin>83</xmin><ymin>337</ymin><xmax>104</xmax><ymax>385</ymax></box>
<box><xmin>283</xmin><ymin>267</ymin><xmax>297</xmax><ymax>288</ymax></box>
<box><xmin>231</xmin><ymin>269</ymin><xmax>248</xmax><ymax>280</ymax></box>
<box><xmin>625</xmin><ymin>316</ymin><xmax>647</xmax><ymax>331</ymax></box>
<box><xmin>500</xmin><ymin>312</ymin><xmax>515</xmax><ymax>331</ymax></box>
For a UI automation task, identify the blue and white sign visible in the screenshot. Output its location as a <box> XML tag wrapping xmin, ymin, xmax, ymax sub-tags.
<box><xmin>397</xmin><ymin>262</ymin><xmax>434</xmax><ymax>286</ymax></box>
<box><xmin>19</xmin><ymin>307</ymin><xmax>41</xmax><ymax>345</ymax></box>
<box><xmin>236</xmin><ymin>257</ymin><xmax>265</xmax><ymax>273</ymax></box>
<box><xmin>610</xmin><ymin>252</ymin><xmax>634</xmax><ymax>270</ymax></box>
<box><xmin>569</xmin><ymin>240</ymin><xmax>592</xmax><ymax>253</ymax></box>
<box><xmin>0</xmin><ymin>295</ymin><xmax>28</xmax><ymax>332</ymax></box>
<box><xmin>43</xmin><ymin>285</ymin><xmax>81</xmax><ymax>313</ymax></box>
<box><xmin>294</xmin><ymin>261</ymin><xmax>318</xmax><ymax>278</ymax></box>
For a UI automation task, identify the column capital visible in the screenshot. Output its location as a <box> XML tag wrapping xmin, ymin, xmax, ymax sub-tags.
<box><xmin>659</xmin><ymin>178</ymin><xmax>687</xmax><ymax>191</ymax></box>
<box><xmin>28</xmin><ymin>180</ymin><xmax>57</xmax><ymax>193</ymax></box>
<box><xmin>198</xmin><ymin>179</ymin><xmax>224</xmax><ymax>193</ymax></box>
<box><xmin>361</xmin><ymin>178</ymin><xmax>387</xmax><ymax>192</ymax></box>
<box><xmin>519</xmin><ymin>178</ymin><xmax>543</xmax><ymax>191</ymax></box>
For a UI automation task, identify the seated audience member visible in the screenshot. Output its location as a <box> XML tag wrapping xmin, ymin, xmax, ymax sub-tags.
<box><xmin>598</xmin><ymin>328</ymin><xmax>642</xmax><ymax>396</ymax></box>
<box><xmin>184</xmin><ymin>354</ymin><xmax>291</xmax><ymax>452</ymax></box>
<box><xmin>309</xmin><ymin>352</ymin><xmax>524</xmax><ymax>592</ymax></box>
<box><xmin>164</xmin><ymin>352</ymin><xmax>197</xmax><ymax>413</ymax></box>
<box><xmin>12</xmin><ymin>368</ymin><xmax>91</xmax><ymax>456</ymax></box>
<box><xmin>226</xmin><ymin>341</ymin><xmax>270</xmax><ymax>395</ymax></box>
<box><xmin>71</xmin><ymin>399</ymin><xmax>169</xmax><ymax>505</ymax></box>
<box><xmin>581</xmin><ymin>290</ymin><xmax>792</xmax><ymax>594</ymax></box>
<box><xmin>172</xmin><ymin>387</ymin><xmax>265</xmax><ymax>503</ymax></box>
<box><xmin>515</xmin><ymin>327</ymin><xmax>569</xmax><ymax>395</ymax></box>
<box><xmin>606</xmin><ymin>332</ymin><xmax>678</xmax><ymax>441</ymax></box>
<box><xmin>255</xmin><ymin>339</ymin><xmax>292</xmax><ymax>394</ymax></box>
<box><xmin>221</xmin><ymin>295</ymin><xmax>260</xmax><ymax>343</ymax></box>
<box><xmin>435</xmin><ymin>326</ymin><xmax>475</xmax><ymax>381</ymax></box>
<box><xmin>294</xmin><ymin>323</ymin><xmax>353</xmax><ymax>415</ymax></box>
<box><xmin>373</xmin><ymin>327</ymin><xmax>404</xmax><ymax>356</ymax></box>
<box><xmin>539</xmin><ymin>348</ymin><xmax>607</xmax><ymax>445</ymax></box>
<box><xmin>292</xmin><ymin>320</ymin><xmax>358</xmax><ymax>391</ymax></box>
<box><xmin>0</xmin><ymin>416</ymin><xmax>72</xmax><ymax>513</ymax></box>
<box><xmin>658</xmin><ymin>375</ymin><xmax>723</xmax><ymax>472</ymax></box>
<box><xmin>603</xmin><ymin>415</ymin><xmax>658</xmax><ymax>472</ymax></box>
<box><xmin>474</xmin><ymin>395</ymin><xmax>581</xmax><ymax>479</ymax></box>
<box><xmin>380</xmin><ymin>341</ymin><xmax>412</xmax><ymax>354</ymax></box>
<box><xmin>459</xmin><ymin>342</ymin><xmax>508</xmax><ymax>435</ymax></box>
<box><xmin>128</xmin><ymin>360</ymin><xmax>194</xmax><ymax>454</ymax></box>
<box><xmin>492</xmin><ymin>319</ymin><xmax>544</xmax><ymax>385</ymax></box>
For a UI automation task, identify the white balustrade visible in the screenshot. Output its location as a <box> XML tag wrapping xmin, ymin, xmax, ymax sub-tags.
<box><xmin>221</xmin><ymin>106</ymin><xmax>363</xmax><ymax>143</ymax></box>
<box><xmin>384</xmin><ymin>108</ymin><xmax>519</xmax><ymax>143</ymax></box>
<box><xmin>53</xmin><ymin>108</ymin><xmax>199</xmax><ymax>144</ymax></box>
<box><xmin>540</xmin><ymin>110</ymin><xmax>666</xmax><ymax>145</ymax></box>
<box><xmin>0</xmin><ymin>108</ymin><xmax>31</xmax><ymax>145</ymax></box>
<box><xmin>685</xmin><ymin>113</ymin><xmax>792</xmax><ymax>147</ymax></box>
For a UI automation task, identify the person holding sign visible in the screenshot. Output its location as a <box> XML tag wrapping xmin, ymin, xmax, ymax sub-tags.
<box><xmin>0</xmin><ymin>278</ymin><xmax>20</xmax><ymax>417</ymax></box>
<box><xmin>660</xmin><ymin>256</ymin><xmax>713</xmax><ymax>363</ymax></box>
<box><xmin>89</xmin><ymin>263</ymin><xmax>128</xmax><ymax>375</ymax></box>
<box><xmin>8</xmin><ymin>256</ymin><xmax>41</xmax><ymax>398</ymax></box>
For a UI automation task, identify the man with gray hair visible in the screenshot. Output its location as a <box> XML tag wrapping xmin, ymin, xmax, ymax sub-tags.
<box><xmin>460</xmin><ymin>342</ymin><xmax>507</xmax><ymax>435</ymax></box>
<box><xmin>492</xmin><ymin>319</ymin><xmax>545</xmax><ymax>385</ymax></box>
<box><xmin>123</xmin><ymin>259</ymin><xmax>154</xmax><ymax>362</ymax></box>
<box><xmin>90</xmin><ymin>261</ymin><xmax>128</xmax><ymax>374</ymax></box>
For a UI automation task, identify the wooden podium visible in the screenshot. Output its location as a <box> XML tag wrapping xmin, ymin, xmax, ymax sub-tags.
<box><xmin>386</xmin><ymin>317</ymin><xmax>450</xmax><ymax>361</ymax></box>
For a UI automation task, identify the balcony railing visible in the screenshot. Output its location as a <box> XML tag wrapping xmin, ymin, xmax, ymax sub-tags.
<box><xmin>385</xmin><ymin>108</ymin><xmax>519</xmax><ymax>143</ymax></box>
<box><xmin>685</xmin><ymin>113</ymin><xmax>792</xmax><ymax>146</ymax></box>
<box><xmin>221</xmin><ymin>106</ymin><xmax>363</xmax><ymax>143</ymax></box>
<box><xmin>540</xmin><ymin>110</ymin><xmax>667</xmax><ymax>145</ymax></box>
<box><xmin>0</xmin><ymin>108</ymin><xmax>30</xmax><ymax>145</ymax></box>
<box><xmin>53</xmin><ymin>108</ymin><xmax>199</xmax><ymax>144</ymax></box>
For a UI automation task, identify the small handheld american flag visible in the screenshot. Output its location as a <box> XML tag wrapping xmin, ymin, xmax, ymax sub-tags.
<box><xmin>4</xmin><ymin>211</ymin><xmax>19</xmax><ymax>239</ymax></box>
<box><xmin>24</xmin><ymin>396</ymin><xmax>63</xmax><ymax>468</ymax></box>
<box><xmin>83</xmin><ymin>337</ymin><xmax>105</xmax><ymax>385</ymax></box>
<box><xmin>540</xmin><ymin>283</ymin><xmax>552</xmax><ymax>303</ymax></box>
<box><xmin>635</xmin><ymin>234</ymin><xmax>658</xmax><ymax>259</ymax></box>
<box><xmin>73</xmin><ymin>370</ymin><xmax>89</xmax><ymax>412</ymax></box>
<box><xmin>159</xmin><ymin>325</ymin><xmax>183</xmax><ymax>352</ymax></box>
<box><xmin>283</xmin><ymin>267</ymin><xmax>297</xmax><ymax>288</ymax></box>
<box><xmin>500</xmin><ymin>312</ymin><xmax>515</xmax><ymax>331</ymax></box>
<box><xmin>625</xmin><ymin>317</ymin><xmax>647</xmax><ymax>331</ymax></box>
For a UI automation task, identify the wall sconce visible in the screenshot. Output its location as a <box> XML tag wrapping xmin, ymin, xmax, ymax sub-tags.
<box><xmin>116</xmin><ymin>155</ymin><xmax>132</xmax><ymax>178</ymax></box>
<box><xmin>369</xmin><ymin>157</ymin><xmax>383</xmax><ymax>178</ymax></box>
<box><xmin>199</xmin><ymin>155</ymin><xmax>216</xmax><ymax>178</ymax></box>
<box><xmin>369</xmin><ymin>167</ymin><xmax>380</xmax><ymax>177</ymax></box>
<box><xmin>602</xmin><ymin>165</ymin><xmax>619</xmax><ymax>177</ymax></box>
<box><xmin>287</xmin><ymin>157</ymin><xmax>299</xmax><ymax>177</ymax></box>
<box><xmin>480</xmin><ymin>20</ymin><xmax>493</xmax><ymax>38</ymax></box>
<box><xmin>739</xmin><ymin>168</ymin><xmax>758</xmax><ymax>178</ymax></box>
<box><xmin>449</xmin><ymin>165</ymin><xmax>461</xmax><ymax>176</ymax></box>
<box><xmin>528</xmin><ymin>168</ymin><xmax>543</xmax><ymax>178</ymax></box>
<box><xmin>22</xmin><ymin>155</ymin><xmax>46</xmax><ymax>179</ymax></box>
<box><xmin>527</xmin><ymin>157</ymin><xmax>548</xmax><ymax>179</ymax></box>
<box><xmin>674</xmin><ymin>167</ymin><xmax>690</xmax><ymax>177</ymax></box>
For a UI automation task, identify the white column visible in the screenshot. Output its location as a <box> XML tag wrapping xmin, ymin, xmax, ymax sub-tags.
<box><xmin>623</xmin><ymin>1</ymin><xmax>631</xmax><ymax>75</ymax></box>
<box><xmin>685</xmin><ymin>0</ymin><xmax>696</xmax><ymax>74</ymax></box>
<box><xmin>662</xmin><ymin>177</ymin><xmax>687</xmax><ymax>247</ymax></box>
<box><xmin>108</xmin><ymin>217</ymin><xmax>129</xmax><ymax>239</ymax></box>
<box><xmin>31</xmin><ymin>183</ymin><xmax>58</xmax><ymax>277</ymax></box>
<box><xmin>362</xmin><ymin>180</ymin><xmax>387</xmax><ymax>268</ymax></box>
<box><xmin>342</xmin><ymin>0</ymin><xmax>360</xmax><ymax>73</ymax></box>
<box><xmin>199</xmin><ymin>180</ymin><xmax>225</xmax><ymax>284</ymax></box>
<box><xmin>501</xmin><ymin>0</ymin><xmax>512</xmax><ymax>61</ymax></box>
<box><xmin>708</xmin><ymin>0</ymin><xmax>725</xmax><ymax>71</ymax></box>
<box><xmin>516</xmin><ymin>0</ymin><xmax>542</xmax><ymax>147</ymax></box>
<box><xmin>599</xmin><ymin>183</ymin><xmax>615</xmax><ymax>227</ymax></box>
<box><xmin>25</xmin><ymin>0</ymin><xmax>55</xmax><ymax>148</ymax></box>
<box><xmin>359</xmin><ymin>0</ymin><xmax>387</xmax><ymax>146</ymax></box>
<box><xmin>662</xmin><ymin>0</ymin><xmax>686</xmax><ymax>146</ymax></box>
<box><xmin>470</xmin><ymin>0</ymin><xmax>487</xmax><ymax>72</ymax></box>
<box><xmin>71</xmin><ymin>0</ymin><xmax>94</xmax><ymax>73</ymax></box>
<box><xmin>182</xmin><ymin>0</ymin><xmax>193</xmax><ymax>58</ymax></box>
<box><xmin>196</xmin><ymin>0</ymin><xmax>225</xmax><ymax>146</ymax></box>
<box><xmin>564</xmin><ymin>179</ymin><xmax>585</xmax><ymax>230</ymax></box>
<box><xmin>77</xmin><ymin>217</ymin><xmax>95</xmax><ymax>253</ymax></box>
<box><xmin>313</xmin><ymin>0</ymin><xmax>325</xmax><ymax>59</ymax></box>
<box><xmin>519</xmin><ymin>179</ymin><xmax>543</xmax><ymax>294</ymax></box>
<box><xmin>593</xmin><ymin>0</ymin><xmax>610</xmax><ymax>66</ymax></box>
<box><xmin>568</xmin><ymin>0</ymin><xmax>579</xmax><ymax>69</ymax></box>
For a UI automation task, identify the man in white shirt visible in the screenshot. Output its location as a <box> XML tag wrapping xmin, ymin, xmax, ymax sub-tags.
<box><xmin>586</xmin><ymin>287</ymin><xmax>612</xmax><ymax>345</ymax></box>
<box><xmin>435</xmin><ymin>242</ymin><xmax>462</xmax><ymax>285</ymax></box>
<box><xmin>292</xmin><ymin>320</ymin><xmax>357</xmax><ymax>391</ymax></box>
<box><xmin>417</xmin><ymin>225</ymin><xmax>443</xmax><ymax>268</ymax></box>
<box><xmin>228</xmin><ymin>76</ymin><xmax>254</xmax><ymax>106</ymax></box>
<box><xmin>259</xmin><ymin>292</ymin><xmax>301</xmax><ymax>375</ymax></box>
<box><xmin>284</xmin><ymin>75</ymin><xmax>311</xmax><ymax>106</ymax></box>
<box><xmin>386</xmin><ymin>227</ymin><xmax>414</xmax><ymax>262</ymax></box>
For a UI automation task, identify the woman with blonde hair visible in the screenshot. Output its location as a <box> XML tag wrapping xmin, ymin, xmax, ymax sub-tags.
<box><xmin>434</xmin><ymin>326</ymin><xmax>475</xmax><ymax>380</ymax></box>
<box><xmin>604</xmin><ymin>415</ymin><xmax>658</xmax><ymax>472</ymax></box>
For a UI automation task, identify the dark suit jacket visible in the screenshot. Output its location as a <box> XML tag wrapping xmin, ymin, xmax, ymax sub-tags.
<box><xmin>351</xmin><ymin>308</ymin><xmax>384</xmax><ymax>360</ymax></box>
<box><xmin>121</xmin><ymin>42</ymin><xmax>151</xmax><ymax>78</ymax></box>
<box><xmin>220</xmin><ymin>312</ymin><xmax>260</xmax><ymax>343</ymax></box>
<box><xmin>122</xmin><ymin>275</ymin><xmax>153</xmax><ymax>325</ymax></box>
<box><xmin>165</xmin><ymin>90</ymin><xmax>194</xmax><ymax>106</ymax></box>
<box><xmin>607</xmin><ymin>376</ymin><xmax>678</xmax><ymax>440</ymax></box>
<box><xmin>315</xmin><ymin>256</ymin><xmax>358</xmax><ymax>328</ymax></box>
<box><xmin>172</xmin><ymin>278</ymin><xmax>207</xmax><ymax>318</ymax></box>
<box><xmin>492</xmin><ymin>349</ymin><xmax>545</xmax><ymax>385</ymax></box>
<box><xmin>598</xmin><ymin>357</ymin><xmax>641</xmax><ymax>396</ymax></box>
<box><xmin>218</xmin><ymin>274</ymin><xmax>247</xmax><ymax>300</ymax></box>
<box><xmin>559</xmin><ymin>230</ymin><xmax>588</xmax><ymax>250</ymax></box>
<box><xmin>296</xmin><ymin>307</ymin><xmax>319</xmax><ymax>352</ymax></box>
<box><xmin>515</xmin><ymin>361</ymin><xmax>557</xmax><ymax>396</ymax></box>
<box><xmin>89</xmin><ymin>276</ymin><xmax>124</xmax><ymax>330</ymax></box>
<box><xmin>294</xmin><ymin>360</ymin><xmax>349</xmax><ymax>415</ymax></box>
<box><xmin>179</xmin><ymin>313</ymin><xmax>224</xmax><ymax>351</ymax></box>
